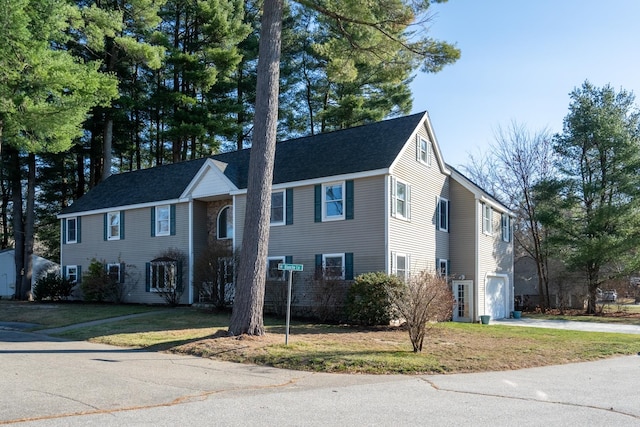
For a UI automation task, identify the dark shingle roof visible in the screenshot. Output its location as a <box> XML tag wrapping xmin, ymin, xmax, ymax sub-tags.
<box><xmin>61</xmin><ymin>112</ymin><xmax>426</xmax><ymax>215</ymax></box>
<box><xmin>61</xmin><ymin>159</ymin><xmax>208</xmax><ymax>214</ymax></box>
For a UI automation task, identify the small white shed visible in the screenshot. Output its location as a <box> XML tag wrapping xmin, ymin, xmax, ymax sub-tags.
<box><xmin>0</xmin><ymin>249</ymin><xmax>60</xmax><ymax>298</ymax></box>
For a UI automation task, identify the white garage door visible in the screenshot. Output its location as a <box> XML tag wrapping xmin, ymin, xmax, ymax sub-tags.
<box><xmin>486</xmin><ymin>276</ymin><xmax>507</xmax><ymax>319</ymax></box>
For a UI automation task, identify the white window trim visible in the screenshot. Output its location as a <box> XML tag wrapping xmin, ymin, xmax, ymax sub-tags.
<box><xmin>438</xmin><ymin>259</ymin><xmax>449</xmax><ymax>277</ymax></box>
<box><xmin>66</xmin><ymin>217</ymin><xmax>78</xmax><ymax>244</ymax></box>
<box><xmin>391</xmin><ymin>252</ymin><xmax>409</xmax><ymax>281</ymax></box>
<box><xmin>322</xmin><ymin>181</ymin><xmax>345</xmax><ymax>221</ymax></box>
<box><xmin>107</xmin><ymin>211</ymin><xmax>120</xmax><ymax>240</ymax></box>
<box><xmin>323</xmin><ymin>253</ymin><xmax>345</xmax><ymax>280</ymax></box>
<box><xmin>391</xmin><ymin>177</ymin><xmax>411</xmax><ymax>221</ymax></box>
<box><xmin>483</xmin><ymin>203</ymin><xmax>493</xmax><ymax>235</ymax></box>
<box><xmin>217</xmin><ymin>205</ymin><xmax>233</xmax><ymax>240</ymax></box>
<box><xmin>270</xmin><ymin>190</ymin><xmax>286</xmax><ymax>226</ymax></box>
<box><xmin>267</xmin><ymin>256</ymin><xmax>286</xmax><ymax>281</ymax></box>
<box><xmin>417</xmin><ymin>135</ymin><xmax>431</xmax><ymax>166</ymax></box>
<box><xmin>437</xmin><ymin>197</ymin><xmax>449</xmax><ymax>232</ymax></box>
<box><xmin>502</xmin><ymin>214</ymin><xmax>511</xmax><ymax>242</ymax></box>
<box><xmin>65</xmin><ymin>265</ymin><xmax>79</xmax><ymax>283</ymax></box>
<box><xmin>155</xmin><ymin>205</ymin><xmax>171</xmax><ymax>237</ymax></box>
<box><xmin>107</xmin><ymin>263</ymin><xmax>121</xmax><ymax>283</ymax></box>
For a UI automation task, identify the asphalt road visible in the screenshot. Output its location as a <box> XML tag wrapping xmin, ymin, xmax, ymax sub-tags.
<box><xmin>1</xmin><ymin>326</ymin><xmax>639</xmax><ymax>426</ymax></box>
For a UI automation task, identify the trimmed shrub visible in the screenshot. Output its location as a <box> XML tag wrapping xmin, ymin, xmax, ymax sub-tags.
<box><xmin>345</xmin><ymin>272</ymin><xmax>403</xmax><ymax>326</ymax></box>
<box><xmin>80</xmin><ymin>259</ymin><xmax>114</xmax><ymax>302</ymax></box>
<box><xmin>33</xmin><ymin>273</ymin><xmax>75</xmax><ymax>301</ymax></box>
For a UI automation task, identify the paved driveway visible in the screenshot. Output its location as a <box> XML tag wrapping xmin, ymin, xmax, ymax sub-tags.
<box><xmin>1</xmin><ymin>327</ymin><xmax>639</xmax><ymax>426</ymax></box>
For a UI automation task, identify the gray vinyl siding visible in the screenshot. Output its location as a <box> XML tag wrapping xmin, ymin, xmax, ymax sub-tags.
<box><xmin>60</xmin><ymin>203</ymin><xmax>191</xmax><ymax>304</ymax></box>
<box><xmin>449</xmin><ymin>179</ymin><xmax>477</xmax><ymax>283</ymax></box>
<box><xmin>477</xmin><ymin>202</ymin><xmax>514</xmax><ymax>317</ymax></box>
<box><xmin>388</xmin><ymin>126</ymin><xmax>449</xmax><ymax>274</ymax></box>
<box><xmin>236</xmin><ymin>176</ymin><xmax>387</xmax><ymax>275</ymax></box>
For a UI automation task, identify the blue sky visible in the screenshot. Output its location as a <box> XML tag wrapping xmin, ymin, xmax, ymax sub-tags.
<box><xmin>410</xmin><ymin>0</ymin><xmax>640</xmax><ymax>168</ymax></box>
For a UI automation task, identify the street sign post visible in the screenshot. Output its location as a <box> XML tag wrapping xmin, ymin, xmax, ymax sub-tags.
<box><xmin>278</xmin><ymin>263</ymin><xmax>304</xmax><ymax>345</ymax></box>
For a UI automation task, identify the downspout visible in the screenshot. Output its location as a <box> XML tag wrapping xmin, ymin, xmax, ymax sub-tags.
<box><xmin>384</xmin><ymin>175</ymin><xmax>390</xmax><ymax>274</ymax></box>
<box><xmin>188</xmin><ymin>200</ymin><xmax>194</xmax><ymax>305</ymax></box>
<box><xmin>474</xmin><ymin>197</ymin><xmax>480</xmax><ymax>322</ymax></box>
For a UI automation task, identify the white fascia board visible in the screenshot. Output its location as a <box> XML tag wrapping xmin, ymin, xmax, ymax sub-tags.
<box><xmin>389</xmin><ymin>111</ymin><xmax>452</xmax><ymax>176</ymax></box>
<box><xmin>229</xmin><ymin>168</ymin><xmax>389</xmax><ymax>195</ymax></box>
<box><xmin>181</xmin><ymin>158</ymin><xmax>239</xmax><ymax>199</ymax></box>
<box><xmin>56</xmin><ymin>198</ymin><xmax>184</xmax><ymax>219</ymax></box>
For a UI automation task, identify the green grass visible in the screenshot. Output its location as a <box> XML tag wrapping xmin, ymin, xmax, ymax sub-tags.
<box><xmin>0</xmin><ymin>301</ymin><xmax>162</xmax><ymax>329</ymax></box>
<box><xmin>2</xmin><ymin>301</ymin><xmax>639</xmax><ymax>374</ymax></box>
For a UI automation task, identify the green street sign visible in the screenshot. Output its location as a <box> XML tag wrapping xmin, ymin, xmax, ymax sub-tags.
<box><xmin>278</xmin><ymin>263</ymin><xmax>304</xmax><ymax>272</ymax></box>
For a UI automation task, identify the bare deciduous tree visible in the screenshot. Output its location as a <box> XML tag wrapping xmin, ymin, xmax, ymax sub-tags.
<box><xmin>390</xmin><ymin>271</ymin><xmax>453</xmax><ymax>353</ymax></box>
<box><xmin>464</xmin><ymin>122</ymin><xmax>555</xmax><ymax>309</ymax></box>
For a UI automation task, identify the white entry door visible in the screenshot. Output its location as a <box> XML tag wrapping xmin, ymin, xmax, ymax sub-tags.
<box><xmin>452</xmin><ymin>280</ymin><xmax>473</xmax><ymax>322</ymax></box>
<box><xmin>486</xmin><ymin>276</ymin><xmax>507</xmax><ymax>319</ymax></box>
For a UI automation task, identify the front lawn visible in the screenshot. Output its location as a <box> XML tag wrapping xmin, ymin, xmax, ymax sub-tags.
<box><xmin>2</xmin><ymin>301</ymin><xmax>638</xmax><ymax>375</ymax></box>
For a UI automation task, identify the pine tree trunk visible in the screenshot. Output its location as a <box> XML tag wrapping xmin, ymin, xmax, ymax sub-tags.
<box><xmin>8</xmin><ymin>149</ymin><xmax>25</xmax><ymax>299</ymax></box>
<box><xmin>228</xmin><ymin>0</ymin><xmax>283</xmax><ymax>336</ymax></box>
<box><xmin>102</xmin><ymin>115</ymin><xmax>113</xmax><ymax>181</ymax></box>
<box><xmin>21</xmin><ymin>153</ymin><xmax>35</xmax><ymax>298</ymax></box>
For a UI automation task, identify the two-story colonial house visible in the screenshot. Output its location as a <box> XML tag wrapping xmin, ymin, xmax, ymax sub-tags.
<box><xmin>58</xmin><ymin>112</ymin><xmax>514</xmax><ymax>322</ymax></box>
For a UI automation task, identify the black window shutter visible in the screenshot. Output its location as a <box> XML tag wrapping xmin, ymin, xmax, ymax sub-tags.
<box><xmin>315</xmin><ymin>254</ymin><xmax>322</xmax><ymax>276</ymax></box>
<box><xmin>103</xmin><ymin>213</ymin><xmax>107</xmax><ymax>240</ymax></box>
<box><xmin>77</xmin><ymin>266</ymin><xmax>82</xmax><ymax>284</ymax></box>
<box><xmin>120</xmin><ymin>211</ymin><xmax>125</xmax><ymax>240</ymax></box>
<box><xmin>77</xmin><ymin>217</ymin><xmax>81</xmax><ymax>243</ymax></box>
<box><xmin>314</xmin><ymin>185</ymin><xmax>321</xmax><ymax>222</ymax></box>
<box><xmin>170</xmin><ymin>205</ymin><xmax>176</xmax><ymax>235</ymax></box>
<box><xmin>120</xmin><ymin>262</ymin><xmax>126</xmax><ymax>283</ymax></box>
<box><xmin>150</xmin><ymin>208</ymin><xmax>156</xmax><ymax>237</ymax></box>
<box><xmin>145</xmin><ymin>262</ymin><xmax>151</xmax><ymax>291</ymax></box>
<box><xmin>62</xmin><ymin>220</ymin><xmax>67</xmax><ymax>244</ymax></box>
<box><xmin>286</xmin><ymin>188</ymin><xmax>294</xmax><ymax>225</ymax></box>
<box><xmin>346</xmin><ymin>180</ymin><xmax>354</xmax><ymax>220</ymax></box>
<box><xmin>285</xmin><ymin>255</ymin><xmax>293</xmax><ymax>264</ymax></box>
<box><xmin>345</xmin><ymin>253</ymin><xmax>354</xmax><ymax>280</ymax></box>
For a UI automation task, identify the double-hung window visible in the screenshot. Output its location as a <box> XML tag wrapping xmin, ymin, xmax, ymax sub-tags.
<box><xmin>392</xmin><ymin>252</ymin><xmax>409</xmax><ymax>281</ymax></box>
<box><xmin>267</xmin><ymin>256</ymin><xmax>286</xmax><ymax>281</ymax></box>
<box><xmin>437</xmin><ymin>197</ymin><xmax>449</xmax><ymax>232</ymax></box>
<box><xmin>107</xmin><ymin>263</ymin><xmax>123</xmax><ymax>284</ymax></box>
<box><xmin>64</xmin><ymin>265</ymin><xmax>80</xmax><ymax>283</ymax></box>
<box><xmin>501</xmin><ymin>213</ymin><xmax>511</xmax><ymax>242</ymax></box>
<box><xmin>323</xmin><ymin>253</ymin><xmax>345</xmax><ymax>279</ymax></box>
<box><xmin>417</xmin><ymin>136</ymin><xmax>431</xmax><ymax>166</ymax></box>
<box><xmin>106</xmin><ymin>212</ymin><xmax>121</xmax><ymax>240</ymax></box>
<box><xmin>438</xmin><ymin>259</ymin><xmax>449</xmax><ymax>277</ymax></box>
<box><xmin>391</xmin><ymin>177</ymin><xmax>411</xmax><ymax>220</ymax></box>
<box><xmin>323</xmin><ymin>182</ymin><xmax>344</xmax><ymax>221</ymax></box>
<box><xmin>270</xmin><ymin>191</ymin><xmax>285</xmax><ymax>225</ymax></box>
<box><xmin>65</xmin><ymin>217</ymin><xmax>78</xmax><ymax>244</ymax></box>
<box><xmin>482</xmin><ymin>203</ymin><xmax>493</xmax><ymax>235</ymax></box>
<box><xmin>151</xmin><ymin>205</ymin><xmax>175</xmax><ymax>237</ymax></box>
<box><xmin>155</xmin><ymin>205</ymin><xmax>170</xmax><ymax>236</ymax></box>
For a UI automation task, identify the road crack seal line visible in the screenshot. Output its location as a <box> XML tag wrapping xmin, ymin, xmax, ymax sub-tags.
<box><xmin>0</xmin><ymin>376</ymin><xmax>305</xmax><ymax>425</ymax></box>
<box><xmin>420</xmin><ymin>378</ymin><xmax>640</xmax><ymax>421</ymax></box>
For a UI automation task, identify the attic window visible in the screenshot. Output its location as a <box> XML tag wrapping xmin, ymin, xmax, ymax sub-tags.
<box><xmin>417</xmin><ymin>136</ymin><xmax>431</xmax><ymax>166</ymax></box>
